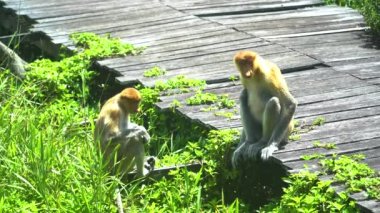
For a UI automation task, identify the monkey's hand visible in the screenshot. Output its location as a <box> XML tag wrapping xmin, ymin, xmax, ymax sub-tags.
<box><xmin>260</xmin><ymin>144</ymin><xmax>278</xmax><ymax>161</ymax></box>
<box><xmin>122</xmin><ymin>125</ymin><xmax>150</xmax><ymax>144</ymax></box>
<box><xmin>134</xmin><ymin>126</ymin><xmax>150</xmax><ymax>144</ymax></box>
<box><xmin>143</xmin><ymin>156</ymin><xmax>156</xmax><ymax>176</ymax></box>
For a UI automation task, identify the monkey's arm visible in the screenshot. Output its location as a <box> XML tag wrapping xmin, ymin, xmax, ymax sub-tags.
<box><xmin>232</xmin><ymin>89</ymin><xmax>263</xmax><ymax>168</ymax></box>
<box><xmin>261</xmin><ymin>92</ymin><xmax>297</xmax><ymax>160</ymax></box>
<box><xmin>239</xmin><ymin>89</ymin><xmax>261</xmax><ymax>143</ymax></box>
<box><xmin>271</xmin><ymin>92</ymin><xmax>297</xmax><ymax>144</ymax></box>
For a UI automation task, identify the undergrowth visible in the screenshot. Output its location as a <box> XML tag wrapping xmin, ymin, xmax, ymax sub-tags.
<box><xmin>0</xmin><ymin>32</ymin><xmax>247</xmax><ymax>212</ymax></box>
<box><xmin>261</xmin><ymin>154</ymin><xmax>379</xmax><ymax>212</ymax></box>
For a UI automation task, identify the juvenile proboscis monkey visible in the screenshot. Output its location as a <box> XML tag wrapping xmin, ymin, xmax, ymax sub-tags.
<box><xmin>231</xmin><ymin>51</ymin><xmax>297</xmax><ymax>167</ymax></box>
<box><xmin>94</xmin><ymin>88</ymin><xmax>154</xmax><ymax>178</ymax></box>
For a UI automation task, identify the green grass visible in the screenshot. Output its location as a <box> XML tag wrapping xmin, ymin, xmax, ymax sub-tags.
<box><xmin>0</xmin><ymin>71</ymin><xmax>117</xmax><ymax>212</ymax></box>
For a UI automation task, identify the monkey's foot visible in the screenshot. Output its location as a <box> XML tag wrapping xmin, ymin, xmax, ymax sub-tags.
<box><xmin>246</xmin><ymin>141</ymin><xmax>267</xmax><ymax>161</ymax></box>
<box><xmin>231</xmin><ymin>142</ymin><xmax>248</xmax><ymax>168</ymax></box>
<box><xmin>260</xmin><ymin>144</ymin><xmax>278</xmax><ymax>161</ymax></box>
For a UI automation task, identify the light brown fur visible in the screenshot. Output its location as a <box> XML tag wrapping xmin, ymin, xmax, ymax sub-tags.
<box><xmin>232</xmin><ymin>51</ymin><xmax>297</xmax><ymax>164</ymax></box>
<box><xmin>94</xmin><ymin>88</ymin><xmax>152</xmax><ymax>178</ymax></box>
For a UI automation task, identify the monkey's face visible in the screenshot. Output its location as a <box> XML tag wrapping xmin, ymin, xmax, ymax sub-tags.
<box><xmin>234</xmin><ymin>51</ymin><xmax>256</xmax><ymax>79</ymax></box>
<box><xmin>126</xmin><ymin>101</ymin><xmax>140</xmax><ymax>113</ymax></box>
<box><xmin>238</xmin><ymin>61</ymin><xmax>254</xmax><ymax>79</ymax></box>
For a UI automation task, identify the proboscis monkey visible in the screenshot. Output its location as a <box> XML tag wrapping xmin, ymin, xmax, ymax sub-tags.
<box><xmin>94</xmin><ymin>88</ymin><xmax>154</xmax><ymax>178</ymax></box>
<box><xmin>231</xmin><ymin>51</ymin><xmax>297</xmax><ymax>166</ymax></box>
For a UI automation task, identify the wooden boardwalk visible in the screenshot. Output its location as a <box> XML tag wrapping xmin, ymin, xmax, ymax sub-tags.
<box><xmin>1</xmin><ymin>0</ymin><xmax>379</xmax><ymax>211</ymax></box>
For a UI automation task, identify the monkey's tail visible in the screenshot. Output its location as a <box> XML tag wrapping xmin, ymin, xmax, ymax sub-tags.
<box><xmin>115</xmin><ymin>188</ymin><xmax>124</xmax><ymax>213</ymax></box>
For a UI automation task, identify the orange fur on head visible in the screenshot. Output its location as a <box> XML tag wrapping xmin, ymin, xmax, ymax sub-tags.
<box><xmin>233</xmin><ymin>51</ymin><xmax>258</xmax><ymax>78</ymax></box>
<box><xmin>234</xmin><ymin>51</ymin><xmax>257</xmax><ymax>63</ymax></box>
<box><xmin>119</xmin><ymin>88</ymin><xmax>141</xmax><ymax>102</ymax></box>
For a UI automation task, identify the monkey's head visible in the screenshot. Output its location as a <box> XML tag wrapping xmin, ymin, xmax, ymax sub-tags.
<box><xmin>234</xmin><ymin>51</ymin><xmax>257</xmax><ymax>79</ymax></box>
<box><xmin>119</xmin><ymin>88</ymin><xmax>142</xmax><ymax>114</ymax></box>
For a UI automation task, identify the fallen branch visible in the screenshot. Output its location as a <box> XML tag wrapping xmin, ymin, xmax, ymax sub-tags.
<box><xmin>0</xmin><ymin>41</ymin><xmax>26</xmax><ymax>79</ymax></box>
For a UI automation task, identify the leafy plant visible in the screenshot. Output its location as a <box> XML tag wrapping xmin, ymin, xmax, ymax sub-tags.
<box><xmin>143</xmin><ymin>66</ymin><xmax>166</xmax><ymax>77</ymax></box>
<box><xmin>186</xmin><ymin>91</ymin><xmax>236</xmax><ymax>109</ymax></box>
<box><xmin>320</xmin><ymin>155</ymin><xmax>380</xmax><ymax>200</ymax></box>
<box><xmin>312</xmin><ymin>116</ymin><xmax>326</xmax><ymax>126</ymax></box>
<box><xmin>218</xmin><ymin>94</ymin><xmax>236</xmax><ymax>109</ymax></box>
<box><xmin>155</xmin><ymin>75</ymin><xmax>206</xmax><ymax>92</ymax></box>
<box><xmin>214</xmin><ymin>111</ymin><xmax>235</xmax><ymax>119</ymax></box>
<box><xmin>25</xmin><ymin>32</ymin><xmax>141</xmax><ymax>105</ymax></box>
<box><xmin>288</xmin><ymin>134</ymin><xmax>301</xmax><ymax>141</ymax></box>
<box><xmin>301</xmin><ymin>153</ymin><xmax>325</xmax><ymax>161</ymax></box>
<box><xmin>313</xmin><ymin>141</ymin><xmax>337</xmax><ymax>149</ymax></box>
<box><xmin>70</xmin><ymin>32</ymin><xmax>143</xmax><ymax>57</ymax></box>
<box><xmin>259</xmin><ymin>171</ymin><xmax>358</xmax><ymax>212</ymax></box>
<box><xmin>186</xmin><ymin>91</ymin><xmax>218</xmax><ymax>105</ymax></box>
<box><xmin>169</xmin><ymin>99</ymin><xmax>182</xmax><ymax>109</ymax></box>
<box><xmin>229</xmin><ymin>75</ymin><xmax>238</xmax><ymax>81</ymax></box>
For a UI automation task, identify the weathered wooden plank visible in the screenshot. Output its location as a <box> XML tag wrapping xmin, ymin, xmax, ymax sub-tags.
<box><xmin>101</xmin><ymin>39</ymin><xmax>272</xmax><ymax>70</ymax></box>
<box><xmin>163</xmin><ymin>90</ymin><xmax>380</xmax><ymax>131</ymax></box>
<box><xmin>39</xmin><ymin>14</ymin><xmax>212</xmax><ymax>39</ymax></box>
<box><xmin>269</xmin><ymin>30</ymin><xmax>370</xmax><ymax>46</ymax></box>
<box><xmin>276</xmin><ymin>135</ymin><xmax>380</xmax><ymax>163</ymax></box>
<box><xmin>156</xmin><ymin>69</ymin><xmax>376</xmax><ymax>111</ymax></box>
<box><xmin>269</xmin><ymin>31</ymin><xmax>380</xmax><ymax>63</ymax></box>
<box><xmin>296</xmin><ymin>92</ymin><xmax>380</xmax><ymax>118</ymax></box>
<box><xmin>328</xmin><ymin>57</ymin><xmax>380</xmax><ymax>80</ymax></box>
<box><xmin>98</xmin><ymin>33</ymin><xmax>254</xmax><ymax>68</ymax></box>
<box><xmin>321</xmin><ymin>179</ymin><xmax>380</xmax><ymax>213</ymax></box>
<box><xmin>206</xmin><ymin>6</ymin><xmax>364</xmax><ymax>37</ymax></box>
<box><xmin>4</xmin><ymin>1</ymin><xmax>153</xmax><ymax>20</ymax></box>
<box><xmin>161</xmin><ymin>0</ymin><xmax>323</xmax><ymax>16</ymax></box>
<box><xmin>367</xmin><ymin>78</ymin><xmax>380</xmax><ymax>86</ymax></box>
<box><xmin>356</xmin><ymin>200</ymin><xmax>380</xmax><ymax>213</ymax></box>
<box><xmin>54</xmin><ymin>25</ymin><xmax>231</xmax><ymax>49</ymax></box>
<box><xmin>279</xmin><ymin>128</ymin><xmax>380</xmax><ymax>155</ymax></box>
<box><xmin>2</xmin><ymin>0</ymin><xmax>132</xmax><ymax>6</ymax></box>
<box><xmin>102</xmin><ymin>35</ymin><xmax>259</xmax><ymax>66</ymax></box>
<box><xmin>325</xmin><ymin>178</ymin><xmax>380</xmax><ymax>213</ymax></box>
<box><xmin>174</xmin><ymin>99</ymin><xmax>380</xmax><ymax>131</ymax></box>
<box><xmin>285</xmin><ymin>149</ymin><xmax>380</xmax><ymax>173</ymax></box>
<box><xmin>32</xmin><ymin>7</ymin><xmax>185</xmax><ymax>37</ymax></box>
<box><xmin>36</xmin><ymin>5</ymin><xmax>190</xmax><ymax>27</ymax></box>
<box><xmin>115</xmin><ymin>51</ymin><xmax>320</xmax><ymax>85</ymax></box>
<box><xmin>206</xmin><ymin>6</ymin><xmax>360</xmax><ymax>25</ymax></box>
<box><xmin>250</xmin><ymin>21</ymin><xmax>364</xmax><ymax>38</ymax></box>
<box><xmin>156</xmin><ymin>76</ymin><xmax>369</xmax><ymax>112</ymax></box>
<box><xmin>154</xmin><ymin>66</ymin><xmax>379</xmax><ymax>132</ymax></box>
